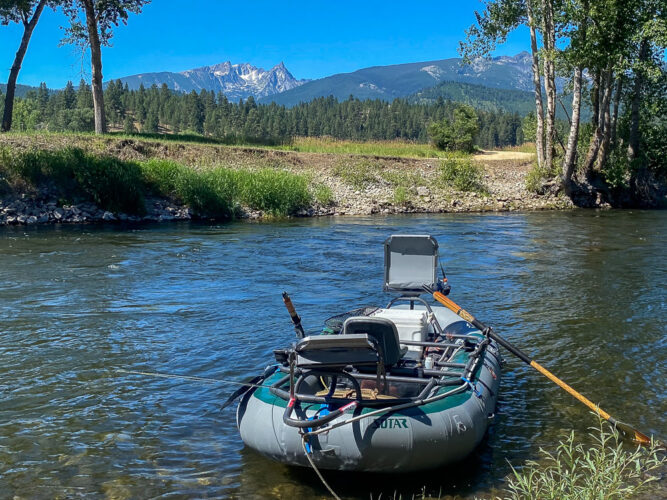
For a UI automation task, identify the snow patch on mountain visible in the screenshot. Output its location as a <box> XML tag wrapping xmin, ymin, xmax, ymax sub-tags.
<box><xmin>420</xmin><ymin>65</ymin><xmax>445</xmax><ymax>79</ymax></box>
<box><xmin>116</xmin><ymin>62</ymin><xmax>307</xmax><ymax>100</ymax></box>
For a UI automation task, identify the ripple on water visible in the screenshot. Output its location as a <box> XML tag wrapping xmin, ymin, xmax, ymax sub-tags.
<box><xmin>0</xmin><ymin>213</ymin><xmax>665</xmax><ymax>498</ymax></box>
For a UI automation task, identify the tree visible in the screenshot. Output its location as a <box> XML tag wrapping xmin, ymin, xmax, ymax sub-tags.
<box><xmin>63</xmin><ymin>0</ymin><xmax>149</xmax><ymax>134</ymax></box>
<box><xmin>1</xmin><ymin>0</ymin><xmax>49</xmax><ymax>132</ymax></box>
<box><xmin>428</xmin><ymin>104</ymin><xmax>479</xmax><ymax>152</ymax></box>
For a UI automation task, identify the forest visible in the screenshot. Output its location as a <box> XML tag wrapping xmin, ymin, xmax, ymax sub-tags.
<box><xmin>0</xmin><ymin>81</ymin><xmax>525</xmax><ymax>149</ymax></box>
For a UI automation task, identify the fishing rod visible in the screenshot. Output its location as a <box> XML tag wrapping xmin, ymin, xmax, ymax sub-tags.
<box><xmin>283</xmin><ymin>291</ymin><xmax>306</xmax><ymax>339</ymax></box>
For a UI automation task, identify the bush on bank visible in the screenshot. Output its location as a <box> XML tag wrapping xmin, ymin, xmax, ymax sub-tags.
<box><xmin>502</xmin><ymin>421</ymin><xmax>666</xmax><ymax>500</ymax></box>
<box><xmin>0</xmin><ymin>148</ymin><xmax>312</xmax><ymax>217</ymax></box>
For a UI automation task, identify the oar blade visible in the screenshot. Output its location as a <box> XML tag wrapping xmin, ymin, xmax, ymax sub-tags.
<box><xmin>614</xmin><ymin>420</ymin><xmax>653</xmax><ymax>446</ymax></box>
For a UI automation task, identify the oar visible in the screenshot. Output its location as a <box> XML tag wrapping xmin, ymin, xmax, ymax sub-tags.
<box><xmin>426</xmin><ymin>288</ymin><xmax>654</xmax><ymax>446</ymax></box>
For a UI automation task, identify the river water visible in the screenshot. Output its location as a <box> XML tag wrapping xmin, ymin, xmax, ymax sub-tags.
<box><xmin>0</xmin><ymin>211</ymin><xmax>665</xmax><ymax>499</ymax></box>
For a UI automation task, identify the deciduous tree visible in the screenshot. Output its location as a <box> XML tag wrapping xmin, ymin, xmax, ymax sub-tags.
<box><xmin>63</xmin><ymin>0</ymin><xmax>149</xmax><ymax>134</ymax></box>
<box><xmin>1</xmin><ymin>0</ymin><xmax>49</xmax><ymax>132</ymax></box>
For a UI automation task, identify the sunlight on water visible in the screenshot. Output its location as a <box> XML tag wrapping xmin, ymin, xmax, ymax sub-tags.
<box><xmin>0</xmin><ymin>211</ymin><xmax>665</xmax><ymax>498</ymax></box>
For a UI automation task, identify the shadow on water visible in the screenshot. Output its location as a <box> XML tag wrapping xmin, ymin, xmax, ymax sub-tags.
<box><xmin>0</xmin><ymin>211</ymin><xmax>665</xmax><ymax>498</ymax></box>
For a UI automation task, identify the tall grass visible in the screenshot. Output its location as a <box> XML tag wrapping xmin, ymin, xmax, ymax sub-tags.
<box><xmin>1</xmin><ymin>147</ymin><xmax>145</xmax><ymax>213</ymax></box>
<box><xmin>0</xmin><ymin>148</ymin><xmax>312</xmax><ymax>218</ymax></box>
<box><xmin>279</xmin><ymin>136</ymin><xmax>443</xmax><ymax>158</ymax></box>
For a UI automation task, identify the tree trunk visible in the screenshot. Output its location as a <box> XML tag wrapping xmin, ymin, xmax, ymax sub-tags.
<box><xmin>582</xmin><ymin>66</ymin><xmax>614</xmax><ymax>175</ymax></box>
<box><xmin>526</xmin><ymin>0</ymin><xmax>545</xmax><ymax>170</ymax></box>
<box><xmin>627</xmin><ymin>39</ymin><xmax>648</xmax><ymax>163</ymax></box>
<box><xmin>591</xmin><ymin>72</ymin><xmax>600</xmax><ymax>130</ymax></box>
<box><xmin>610</xmin><ymin>77</ymin><xmax>623</xmax><ymax>147</ymax></box>
<box><xmin>561</xmin><ymin>66</ymin><xmax>583</xmax><ymax>187</ymax></box>
<box><xmin>596</xmin><ymin>75</ymin><xmax>615</xmax><ymax>171</ymax></box>
<box><xmin>1</xmin><ymin>1</ymin><xmax>47</xmax><ymax>133</ymax></box>
<box><xmin>541</xmin><ymin>0</ymin><xmax>557</xmax><ymax>173</ymax></box>
<box><xmin>82</xmin><ymin>0</ymin><xmax>107</xmax><ymax>134</ymax></box>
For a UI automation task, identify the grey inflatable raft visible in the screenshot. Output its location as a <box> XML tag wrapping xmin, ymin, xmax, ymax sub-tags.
<box><xmin>235</xmin><ymin>235</ymin><xmax>502</xmax><ymax>472</ymax></box>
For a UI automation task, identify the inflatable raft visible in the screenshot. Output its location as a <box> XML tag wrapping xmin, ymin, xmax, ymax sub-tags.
<box><xmin>235</xmin><ymin>235</ymin><xmax>502</xmax><ymax>472</ymax></box>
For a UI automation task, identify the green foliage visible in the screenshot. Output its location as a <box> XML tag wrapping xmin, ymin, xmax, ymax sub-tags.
<box><xmin>428</xmin><ymin>104</ymin><xmax>479</xmax><ymax>152</ymax></box>
<box><xmin>502</xmin><ymin>422</ymin><xmax>666</xmax><ymax>500</ymax></box>
<box><xmin>392</xmin><ymin>186</ymin><xmax>410</xmax><ymax>205</ymax></box>
<box><xmin>0</xmin><ymin>148</ymin><xmax>312</xmax><ymax>218</ymax></box>
<box><xmin>312</xmin><ymin>183</ymin><xmax>334</xmax><ymax>205</ymax></box>
<box><xmin>5</xmin><ymin>82</ymin><xmax>526</xmax><ymax>150</ymax></box>
<box><xmin>438</xmin><ymin>154</ymin><xmax>486</xmax><ymax>192</ymax></box>
<box><xmin>601</xmin><ymin>149</ymin><xmax>631</xmax><ymax>190</ymax></box>
<box><xmin>0</xmin><ymin>147</ymin><xmax>145</xmax><ymax>213</ymax></box>
<box><xmin>234</xmin><ymin>168</ymin><xmax>311</xmax><ymax>216</ymax></box>
<box><xmin>71</xmin><ymin>153</ymin><xmax>145</xmax><ymax>213</ymax></box>
<box><xmin>122</xmin><ymin>115</ymin><xmax>137</xmax><ymax>134</ymax></box>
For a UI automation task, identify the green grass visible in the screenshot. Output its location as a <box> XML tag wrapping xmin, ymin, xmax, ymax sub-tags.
<box><xmin>502</xmin><ymin>421</ymin><xmax>665</xmax><ymax>500</ymax></box>
<box><xmin>438</xmin><ymin>153</ymin><xmax>487</xmax><ymax>193</ymax></box>
<box><xmin>0</xmin><ymin>148</ymin><xmax>312</xmax><ymax>218</ymax></box>
<box><xmin>393</xmin><ymin>186</ymin><xmax>411</xmax><ymax>205</ymax></box>
<box><xmin>312</xmin><ymin>183</ymin><xmax>335</xmax><ymax>205</ymax></box>
<box><xmin>332</xmin><ymin>159</ymin><xmax>379</xmax><ymax>189</ymax></box>
<box><xmin>278</xmin><ymin>136</ymin><xmax>443</xmax><ymax>158</ymax></box>
<box><xmin>1</xmin><ymin>147</ymin><xmax>145</xmax><ymax>213</ymax></box>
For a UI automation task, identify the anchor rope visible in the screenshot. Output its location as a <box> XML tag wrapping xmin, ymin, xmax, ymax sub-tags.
<box><xmin>301</xmin><ymin>436</ymin><xmax>341</xmax><ymax>500</ymax></box>
<box><xmin>116</xmin><ymin>369</ymin><xmax>274</xmax><ymax>390</ymax></box>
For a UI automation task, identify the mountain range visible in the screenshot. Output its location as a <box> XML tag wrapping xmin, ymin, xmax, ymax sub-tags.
<box><xmin>6</xmin><ymin>53</ymin><xmax>542</xmax><ymax>115</ymax></box>
<box><xmin>115</xmin><ymin>61</ymin><xmax>307</xmax><ymax>100</ymax></box>
<box><xmin>262</xmin><ymin>52</ymin><xmax>535</xmax><ymax>106</ymax></box>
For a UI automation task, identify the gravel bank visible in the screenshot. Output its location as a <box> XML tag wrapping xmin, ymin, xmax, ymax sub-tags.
<box><xmin>0</xmin><ymin>135</ymin><xmax>583</xmax><ymax>226</ymax></box>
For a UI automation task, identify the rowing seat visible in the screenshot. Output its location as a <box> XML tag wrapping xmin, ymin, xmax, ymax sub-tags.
<box><xmin>342</xmin><ymin>317</ymin><xmax>406</xmax><ymax>367</ymax></box>
<box><xmin>295</xmin><ymin>334</ymin><xmax>380</xmax><ymax>369</ymax></box>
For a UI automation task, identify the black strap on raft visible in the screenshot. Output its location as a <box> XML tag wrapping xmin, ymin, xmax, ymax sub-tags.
<box><xmin>283</xmin><ymin>292</ymin><xmax>306</xmax><ymax>339</ymax></box>
<box><xmin>220</xmin><ymin>365</ymin><xmax>278</xmax><ymax>411</ymax></box>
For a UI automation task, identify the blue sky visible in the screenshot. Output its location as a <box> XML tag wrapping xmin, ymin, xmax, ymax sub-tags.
<box><xmin>0</xmin><ymin>0</ymin><xmax>530</xmax><ymax>89</ymax></box>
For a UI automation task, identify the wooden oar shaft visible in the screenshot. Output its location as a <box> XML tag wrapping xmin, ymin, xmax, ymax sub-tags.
<box><xmin>530</xmin><ymin>360</ymin><xmax>611</xmax><ymax>421</ymax></box>
<box><xmin>430</xmin><ymin>290</ymin><xmax>652</xmax><ymax>445</ymax></box>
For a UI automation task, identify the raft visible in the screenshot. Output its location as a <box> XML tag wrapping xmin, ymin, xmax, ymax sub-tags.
<box><xmin>235</xmin><ymin>235</ymin><xmax>502</xmax><ymax>472</ymax></box>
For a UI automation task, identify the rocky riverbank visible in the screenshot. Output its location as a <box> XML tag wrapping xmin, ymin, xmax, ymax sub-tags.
<box><xmin>0</xmin><ymin>135</ymin><xmax>582</xmax><ymax>227</ymax></box>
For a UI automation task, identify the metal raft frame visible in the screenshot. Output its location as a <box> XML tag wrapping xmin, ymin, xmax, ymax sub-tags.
<box><xmin>270</xmin><ymin>235</ymin><xmax>494</xmax><ymax>430</ymax></box>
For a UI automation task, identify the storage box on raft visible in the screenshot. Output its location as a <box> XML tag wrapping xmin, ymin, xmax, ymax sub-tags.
<box><xmin>371</xmin><ymin>308</ymin><xmax>428</xmax><ymax>352</ymax></box>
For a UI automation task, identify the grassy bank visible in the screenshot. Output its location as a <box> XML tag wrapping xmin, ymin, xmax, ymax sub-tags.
<box><xmin>1</xmin><ymin>132</ymin><xmax>566</xmax><ymax>222</ymax></box>
<box><xmin>0</xmin><ymin>147</ymin><xmax>311</xmax><ymax>217</ymax></box>
<box><xmin>273</xmin><ymin>136</ymin><xmax>444</xmax><ymax>158</ymax></box>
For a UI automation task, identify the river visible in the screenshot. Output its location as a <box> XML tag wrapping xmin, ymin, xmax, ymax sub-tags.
<box><xmin>0</xmin><ymin>211</ymin><xmax>665</xmax><ymax>499</ymax></box>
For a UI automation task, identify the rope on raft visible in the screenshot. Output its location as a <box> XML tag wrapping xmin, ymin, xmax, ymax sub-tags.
<box><xmin>116</xmin><ymin>369</ymin><xmax>275</xmax><ymax>390</ymax></box>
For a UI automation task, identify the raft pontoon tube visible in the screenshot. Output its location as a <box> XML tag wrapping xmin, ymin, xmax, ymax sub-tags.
<box><xmin>236</xmin><ymin>235</ymin><xmax>502</xmax><ymax>472</ymax></box>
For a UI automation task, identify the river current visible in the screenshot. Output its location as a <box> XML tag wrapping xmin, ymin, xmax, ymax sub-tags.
<box><xmin>0</xmin><ymin>211</ymin><xmax>665</xmax><ymax>498</ymax></box>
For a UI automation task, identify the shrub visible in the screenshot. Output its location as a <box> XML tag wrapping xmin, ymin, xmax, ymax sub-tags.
<box><xmin>313</xmin><ymin>184</ymin><xmax>334</xmax><ymax>205</ymax></box>
<box><xmin>503</xmin><ymin>421</ymin><xmax>666</xmax><ymax>500</ymax></box>
<box><xmin>438</xmin><ymin>154</ymin><xmax>486</xmax><ymax>192</ymax></box>
<box><xmin>428</xmin><ymin>104</ymin><xmax>479</xmax><ymax>153</ymax></box>
<box><xmin>393</xmin><ymin>186</ymin><xmax>410</xmax><ymax>205</ymax></box>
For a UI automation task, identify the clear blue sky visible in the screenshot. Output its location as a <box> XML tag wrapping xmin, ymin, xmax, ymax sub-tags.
<box><xmin>0</xmin><ymin>0</ymin><xmax>530</xmax><ymax>89</ymax></box>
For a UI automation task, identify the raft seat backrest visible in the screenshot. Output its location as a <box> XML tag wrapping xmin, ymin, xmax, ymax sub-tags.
<box><xmin>384</xmin><ymin>234</ymin><xmax>439</xmax><ymax>295</ymax></box>
<box><xmin>342</xmin><ymin>317</ymin><xmax>404</xmax><ymax>367</ymax></box>
<box><xmin>295</xmin><ymin>334</ymin><xmax>379</xmax><ymax>369</ymax></box>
